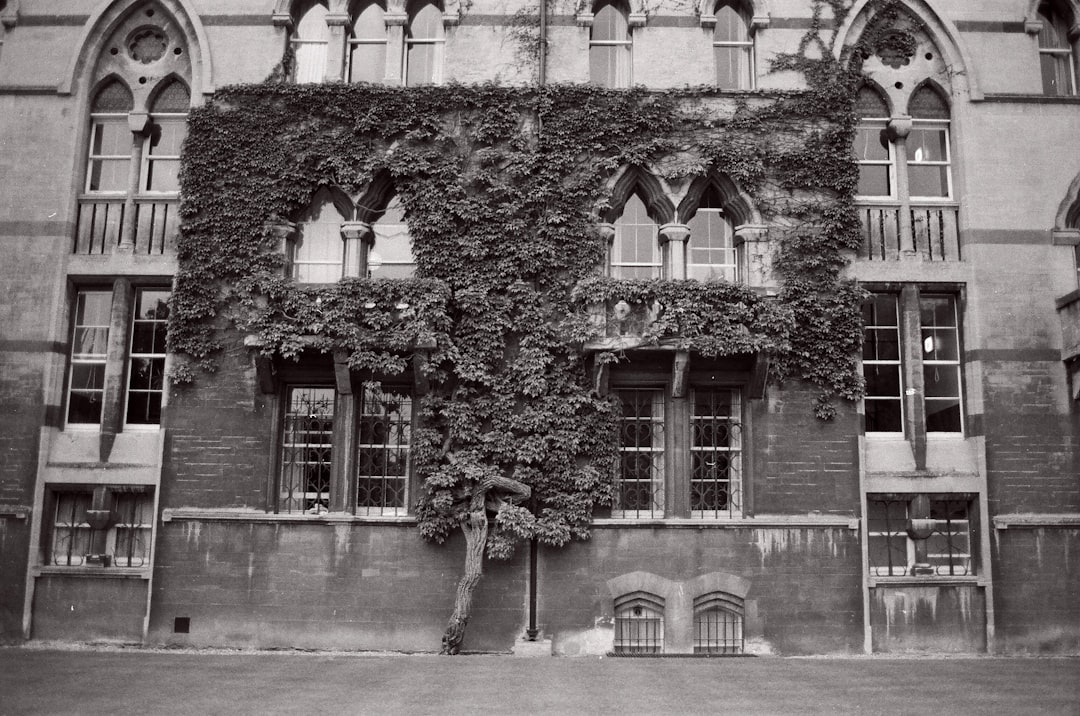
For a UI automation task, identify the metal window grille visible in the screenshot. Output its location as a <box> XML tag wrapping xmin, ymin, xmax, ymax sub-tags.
<box><xmin>614</xmin><ymin>596</ymin><xmax>664</xmax><ymax>654</ymax></box>
<box><xmin>690</xmin><ymin>390</ymin><xmax>741</xmax><ymax>518</ymax></box>
<box><xmin>614</xmin><ymin>389</ymin><xmax>664</xmax><ymax>517</ymax></box>
<box><xmin>280</xmin><ymin>387</ymin><xmax>335</xmax><ymax>514</ymax></box>
<box><xmin>693</xmin><ymin>594</ymin><xmax>745</xmax><ymax>654</ymax></box>
<box><xmin>356</xmin><ymin>383</ymin><xmax>412</xmax><ymax>516</ymax></box>
<box><xmin>867</xmin><ymin>496</ymin><xmax>974</xmax><ymax>577</ymax></box>
<box><xmin>112</xmin><ymin>492</ymin><xmax>152</xmax><ymax>567</ymax></box>
<box><xmin>51</xmin><ymin>492</ymin><xmax>93</xmax><ymax>566</ymax></box>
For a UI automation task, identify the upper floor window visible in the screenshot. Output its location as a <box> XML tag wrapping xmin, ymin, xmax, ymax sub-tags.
<box><xmin>143</xmin><ymin>79</ymin><xmax>190</xmax><ymax>194</ymax></box>
<box><xmin>1038</xmin><ymin>3</ymin><xmax>1077</xmax><ymax>96</ymax></box>
<box><xmin>349</xmin><ymin>0</ymin><xmax>388</xmax><ymax>83</ymax></box>
<box><xmin>293</xmin><ymin>0</ymin><xmax>330</xmax><ymax>83</ymax></box>
<box><xmin>854</xmin><ymin>85</ymin><xmax>892</xmax><ymax>199</ymax></box>
<box><xmin>84</xmin><ymin>78</ymin><xmax>190</xmax><ymax>196</ymax></box>
<box><xmin>405</xmin><ymin>0</ymin><xmax>444</xmax><ymax>85</ymax></box>
<box><xmin>292</xmin><ymin>189</ymin><xmax>416</xmax><ymax>283</ymax></box>
<box><xmin>907</xmin><ymin>85</ymin><xmax>952</xmax><ymax>200</ymax></box>
<box><xmin>86</xmin><ymin>80</ymin><xmax>134</xmax><ymax>194</ymax></box>
<box><xmin>610</xmin><ymin>193</ymin><xmax>659</xmax><ymax>279</ymax></box>
<box><xmin>66</xmin><ymin>286</ymin><xmax>172</xmax><ymax>428</ymax></box>
<box><xmin>685</xmin><ymin>185</ymin><xmax>737</xmax><ymax>281</ymax></box>
<box><xmin>368</xmin><ymin>195</ymin><xmax>416</xmax><ymax>278</ymax></box>
<box><xmin>862</xmin><ymin>289</ymin><xmax>963</xmax><ymax>435</ymax></box>
<box><xmin>713</xmin><ymin>1</ymin><xmax>753</xmax><ymax>89</ymax></box>
<box><xmin>590</xmin><ymin>0</ymin><xmax>631</xmax><ymax>88</ymax></box>
<box><xmin>293</xmin><ymin>190</ymin><xmax>348</xmax><ymax>283</ymax></box>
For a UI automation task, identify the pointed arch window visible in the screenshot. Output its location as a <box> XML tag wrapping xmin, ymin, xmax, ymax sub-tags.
<box><xmin>143</xmin><ymin>79</ymin><xmax>190</xmax><ymax>194</ymax></box>
<box><xmin>293</xmin><ymin>0</ymin><xmax>330</xmax><ymax>83</ymax></box>
<box><xmin>294</xmin><ymin>190</ymin><xmax>348</xmax><ymax>283</ymax></box>
<box><xmin>1038</xmin><ymin>3</ymin><xmax>1077</xmax><ymax>96</ymax></box>
<box><xmin>907</xmin><ymin>85</ymin><xmax>952</xmax><ymax>200</ymax></box>
<box><xmin>590</xmin><ymin>0</ymin><xmax>631</xmax><ymax>88</ymax></box>
<box><xmin>405</xmin><ymin>0</ymin><xmax>444</xmax><ymax>85</ymax></box>
<box><xmin>611</xmin><ymin>193</ymin><xmax>660</xmax><ymax>278</ymax></box>
<box><xmin>369</xmin><ymin>195</ymin><xmax>415</xmax><ymax>278</ymax></box>
<box><xmin>713</xmin><ymin>1</ymin><xmax>753</xmax><ymax>90</ymax></box>
<box><xmin>349</xmin><ymin>0</ymin><xmax>388</xmax><ymax>83</ymax></box>
<box><xmin>854</xmin><ymin>85</ymin><xmax>893</xmax><ymax>199</ymax></box>
<box><xmin>86</xmin><ymin>80</ymin><xmax>134</xmax><ymax>194</ymax></box>
<box><xmin>686</xmin><ymin>185</ymin><xmax>737</xmax><ymax>281</ymax></box>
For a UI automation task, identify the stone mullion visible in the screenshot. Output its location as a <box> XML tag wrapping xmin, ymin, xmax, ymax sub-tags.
<box><xmin>325</xmin><ymin>12</ymin><xmax>350</xmax><ymax>82</ymax></box>
<box><xmin>887</xmin><ymin>116</ymin><xmax>913</xmax><ymax>255</ymax></box>
<box><xmin>99</xmin><ymin>278</ymin><xmax>133</xmax><ymax>462</ymax></box>
<box><xmin>900</xmin><ymin>284</ymin><xmax>927</xmax><ymax>470</ymax></box>
<box><xmin>119</xmin><ymin>113</ymin><xmax>151</xmax><ymax>254</ymax></box>
<box><xmin>384</xmin><ymin>12</ymin><xmax>407</xmax><ymax>85</ymax></box>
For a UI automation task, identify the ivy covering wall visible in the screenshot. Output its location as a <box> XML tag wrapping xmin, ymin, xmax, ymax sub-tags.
<box><xmin>168</xmin><ymin>0</ymin><xmax>875</xmax><ymax>648</ymax></box>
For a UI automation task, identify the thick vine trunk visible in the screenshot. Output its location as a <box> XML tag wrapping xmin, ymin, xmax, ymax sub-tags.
<box><xmin>440</xmin><ymin>507</ymin><xmax>488</xmax><ymax>654</ymax></box>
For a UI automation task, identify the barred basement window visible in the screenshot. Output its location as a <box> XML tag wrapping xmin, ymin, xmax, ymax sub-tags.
<box><xmin>867</xmin><ymin>495</ymin><xmax>975</xmax><ymax>577</ymax></box>
<box><xmin>614</xmin><ymin>388</ymin><xmax>665</xmax><ymax>518</ymax></box>
<box><xmin>614</xmin><ymin>593</ymin><xmax>664</xmax><ymax>654</ymax></box>
<box><xmin>356</xmin><ymin>382</ymin><xmax>412</xmax><ymax>516</ymax></box>
<box><xmin>280</xmin><ymin>386</ymin><xmax>335</xmax><ymax>514</ymax></box>
<box><xmin>690</xmin><ymin>390</ymin><xmax>742</xmax><ymax>518</ymax></box>
<box><xmin>693</xmin><ymin>592</ymin><xmax>744</xmax><ymax>654</ymax></box>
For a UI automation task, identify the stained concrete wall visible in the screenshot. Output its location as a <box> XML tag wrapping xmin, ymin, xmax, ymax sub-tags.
<box><xmin>869</xmin><ymin>585</ymin><xmax>986</xmax><ymax>653</ymax></box>
<box><xmin>31</xmin><ymin>574</ymin><xmax>147</xmax><ymax>642</ymax></box>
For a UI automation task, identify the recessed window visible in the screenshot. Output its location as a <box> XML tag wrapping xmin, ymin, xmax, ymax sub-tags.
<box><xmin>125</xmin><ymin>289</ymin><xmax>170</xmax><ymax>426</ymax></box>
<box><xmin>590</xmin><ymin>0</ymin><xmax>632</xmax><ymax>88</ymax></box>
<box><xmin>405</xmin><ymin>0</ymin><xmax>444</xmax><ymax>86</ymax></box>
<box><xmin>293</xmin><ymin>192</ymin><xmax>348</xmax><ymax>283</ymax></box>
<box><xmin>686</xmin><ymin>185</ymin><xmax>737</xmax><ymax>281</ymax></box>
<box><xmin>356</xmin><ymin>382</ymin><xmax>412</xmax><ymax>516</ymax></box>
<box><xmin>369</xmin><ymin>196</ymin><xmax>416</xmax><ymax>278</ymax></box>
<box><xmin>48</xmin><ymin>488</ymin><xmax>153</xmax><ymax>568</ymax></box>
<box><xmin>292</xmin><ymin>0</ymin><xmax>330</xmax><ymax>83</ymax></box>
<box><xmin>614</xmin><ymin>388</ymin><xmax>665</xmax><ymax>518</ymax></box>
<box><xmin>713</xmin><ymin>1</ymin><xmax>753</xmax><ymax>90</ymax></box>
<box><xmin>86</xmin><ymin>80</ymin><xmax>134</xmax><ymax>194</ymax></box>
<box><xmin>689</xmin><ymin>390</ymin><xmax>742</xmax><ymax>518</ymax></box>
<box><xmin>349</xmin><ymin>0</ymin><xmax>388</xmax><ymax>83</ymax></box>
<box><xmin>906</xmin><ymin>85</ymin><xmax>952</xmax><ymax>200</ymax></box>
<box><xmin>1038</xmin><ymin>3</ymin><xmax>1077</xmax><ymax>96</ymax></box>
<box><xmin>853</xmin><ymin>85</ymin><xmax>892</xmax><ymax>199</ymax></box>
<box><xmin>614</xmin><ymin>595</ymin><xmax>664</xmax><ymax>653</ymax></box>
<box><xmin>862</xmin><ymin>293</ymin><xmax>903</xmax><ymax>433</ymax></box>
<box><xmin>610</xmin><ymin>193</ymin><xmax>660</xmax><ymax>279</ymax></box>
<box><xmin>280</xmin><ymin>386</ymin><xmax>336</xmax><ymax>514</ymax></box>
<box><xmin>67</xmin><ymin>290</ymin><xmax>112</xmax><ymax>425</ymax></box>
<box><xmin>867</xmin><ymin>494</ymin><xmax>975</xmax><ymax>577</ymax></box>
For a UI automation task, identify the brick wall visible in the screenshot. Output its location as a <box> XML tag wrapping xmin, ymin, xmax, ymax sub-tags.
<box><xmin>148</xmin><ymin>520</ymin><xmax>527</xmax><ymax>653</ymax></box>
<box><xmin>992</xmin><ymin>528</ymin><xmax>1080</xmax><ymax>654</ymax></box>
<box><xmin>753</xmin><ymin>387</ymin><xmax>862</xmax><ymax>515</ymax></box>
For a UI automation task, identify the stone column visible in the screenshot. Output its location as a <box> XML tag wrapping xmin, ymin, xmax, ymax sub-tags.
<box><xmin>658</xmin><ymin>223</ymin><xmax>690</xmax><ymax>280</ymax></box>
<box><xmin>325</xmin><ymin>11</ymin><xmax>350</xmax><ymax>81</ymax></box>
<box><xmin>99</xmin><ymin>278</ymin><xmax>133</xmax><ymax>462</ymax></box>
<box><xmin>598</xmin><ymin>222</ymin><xmax>616</xmax><ymax>276</ymax></box>
<box><xmin>887</xmin><ymin>116</ymin><xmax>913</xmax><ymax>255</ymax></box>
<box><xmin>118</xmin><ymin>112</ymin><xmax>151</xmax><ymax>254</ymax></box>
<box><xmin>734</xmin><ymin>224</ymin><xmax>770</xmax><ymax>289</ymax></box>
<box><xmin>384</xmin><ymin>11</ymin><xmax>408</xmax><ymax>85</ymax></box>
<box><xmin>341</xmin><ymin>220</ymin><xmax>373</xmax><ymax>277</ymax></box>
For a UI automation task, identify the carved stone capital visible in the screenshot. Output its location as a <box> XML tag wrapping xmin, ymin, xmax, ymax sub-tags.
<box><xmin>733</xmin><ymin>223</ymin><xmax>768</xmax><ymax>244</ymax></box>
<box><xmin>597</xmin><ymin>222</ymin><xmax>617</xmax><ymax>242</ymax></box>
<box><xmin>385</xmin><ymin>12</ymin><xmax>409</xmax><ymax>26</ymax></box>
<box><xmin>271</xmin><ymin>12</ymin><xmax>293</xmax><ymax>29</ymax></box>
<box><xmin>341</xmin><ymin>220</ymin><xmax>374</xmax><ymax>243</ymax></box>
<box><xmin>887</xmin><ymin>116</ymin><xmax>913</xmax><ymax>141</ymax></box>
<box><xmin>658</xmin><ymin>223</ymin><xmax>690</xmax><ymax>244</ymax></box>
<box><xmin>128</xmin><ymin>111</ymin><xmax>152</xmax><ymax>135</ymax></box>
<box><xmin>325</xmin><ymin>12</ymin><xmax>351</xmax><ymax>26</ymax></box>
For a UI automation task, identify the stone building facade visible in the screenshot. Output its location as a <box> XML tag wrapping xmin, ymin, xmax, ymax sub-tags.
<box><xmin>0</xmin><ymin>0</ymin><xmax>1078</xmax><ymax>655</ymax></box>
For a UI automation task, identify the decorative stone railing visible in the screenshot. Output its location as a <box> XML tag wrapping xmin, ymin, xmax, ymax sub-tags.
<box><xmin>74</xmin><ymin>195</ymin><xmax>179</xmax><ymax>256</ymax></box>
<box><xmin>857</xmin><ymin>202</ymin><xmax>960</xmax><ymax>261</ymax></box>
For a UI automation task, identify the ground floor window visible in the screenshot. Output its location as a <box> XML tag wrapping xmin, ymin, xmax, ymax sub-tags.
<box><xmin>867</xmin><ymin>494</ymin><xmax>975</xmax><ymax>577</ymax></box>
<box><xmin>48</xmin><ymin>487</ymin><xmax>153</xmax><ymax>568</ymax></box>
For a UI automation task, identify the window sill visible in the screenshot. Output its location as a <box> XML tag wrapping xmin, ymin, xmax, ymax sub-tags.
<box><xmin>868</xmin><ymin>575</ymin><xmax>985</xmax><ymax>588</ymax></box>
<box><xmin>592</xmin><ymin>515</ymin><xmax>858</xmax><ymax>529</ymax></box>
<box><xmin>976</xmin><ymin>93</ymin><xmax>1080</xmax><ymax>104</ymax></box>
<box><xmin>992</xmin><ymin>513</ymin><xmax>1080</xmax><ymax>530</ymax></box>
<box><xmin>161</xmin><ymin>508</ymin><xmax>417</xmax><ymax>525</ymax></box>
<box><xmin>34</xmin><ymin>565</ymin><xmax>150</xmax><ymax>580</ymax></box>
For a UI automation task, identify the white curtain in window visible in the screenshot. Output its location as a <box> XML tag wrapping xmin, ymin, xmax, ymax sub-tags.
<box><xmin>713</xmin><ymin>3</ymin><xmax>752</xmax><ymax>89</ymax></box>
<box><xmin>350</xmin><ymin>1</ymin><xmax>388</xmax><ymax>83</ymax></box>
<box><xmin>405</xmin><ymin>1</ymin><xmax>444</xmax><ymax>85</ymax></box>
<box><xmin>294</xmin><ymin>2</ymin><xmax>330</xmax><ymax>83</ymax></box>
<box><xmin>590</xmin><ymin>2</ymin><xmax>631</xmax><ymax>88</ymax></box>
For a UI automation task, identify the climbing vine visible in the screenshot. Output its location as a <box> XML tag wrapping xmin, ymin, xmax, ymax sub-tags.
<box><xmin>170</xmin><ymin>0</ymin><xmax>884</xmax><ymax>651</ymax></box>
